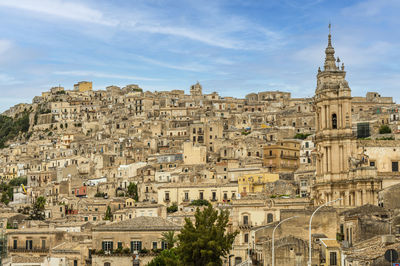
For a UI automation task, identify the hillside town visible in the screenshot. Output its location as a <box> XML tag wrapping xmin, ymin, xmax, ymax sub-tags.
<box><xmin>1</xmin><ymin>31</ymin><xmax>400</xmax><ymax>266</ymax></box>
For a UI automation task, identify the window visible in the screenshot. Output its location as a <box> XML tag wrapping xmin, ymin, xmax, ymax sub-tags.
<box><xmin>300</xmin><ymin>180</ymin><xmax>308</xmax><ymax>187</ymax></box>
<box><xmin>223</xmin><ymin>193</ymin><xmax>228</xmax><ymax>200</ymax></box>
<box><xmin>13</xmin><ymin>239</ymin><xmax>17</xmax><ymax>249</ymax></box>
<box><xmin>269</xmin><ymin>150</ymin><xmax>272</xmax><ymax>156</ymax></box>
<box><xmin>243</xmin><ymin>215</ymin><xmax>249</xmax><ymax>225</ymax></box>
<box><xmin>305</xmin><ymin>142</ymin><xmax>309</xmax><ymax>148</ymax></box>
<box><xmin>329</xmin><ymin>252</ymin><xmax>337</xmax><ymax>265</ymax></box>
<box><xmin>165</xmin><ymin>192</ymin><xmax>170</xmax><ymax>201</ymax></box>
<box><xmin>210</xmin><ymin>127</ymin><xmax>212</xmax><ymax>132</ymax></box>
<box><xmin>26</xmin><ymin>240</ymin><xmax>33</xmax><ymax>250</ymax></box>
<box><xmin>332</xmin><ymin>113</ymin><xmax>337</xmax><ymax>129</ymax></box>
<box><xmin>199</xmin><ymin>192</ymin><xmax>204</xmax><ymax>200</ymax></box>
<box><xmin>184</xmin><ymin>192</ymin><xmax>189</xmax><ymax>200</ymax></box>
<box><xmin>42</xmin><ymin>239</ymin><xmax>46</xmax><ymax>249</ymax></box>
<box><xmin>102</xmin><ymin>241</ymin><xmax>113</xmax><ymax>251</ymax></box>
<box><xmin>212</xmin><ymin>192</ymin><xmax>216</xmax><ymax>201</ymax></box>
<box><xmin>104</xmin><ymin>263</ymin><xmax>111</xmax><ymax>266</ymax></box>
<box><xmin>267</xmin><ymin>213</ymin><xmax>273</xmax><ymax>223</ymax></box>
<box><xmin>74</xmin><ymin>260</ymin><xmax>78</xmax><ymax>266</ymax></box>
<box><xmin>392</xmin><ymin>162</ymin><xmax>399</xmax><ymax>172</ymax></box>
<box><xmin>118</xmin><ymin>242</ymin><xmax>122</xmax><ymax>249</ymax></box>
<box><xmin>161</xmin><ymin>241</ymin><xmax>168</xmax><ymax>250</ymax></box>
<box><xmin>370</xmin><ymin>161</ymin><xmax>375</xmax><ymax>167</ymax></box>
<box><xmin>131</xmin><ymin>241</ymin><xmax>142</xmax><ymax>252</ymax></box>
<box><xmin>84</xmin><ymin>217</ymin><xmax>88</xmax><ymax>221</ymax></box>
<box><xmin>93</xmin><ymin>217</ymin><xmax>97</xmax><ymax>221</ymax></box>
<box><xmin>244</xmin><ymin>233</ymin><xmax>249</xmax><ymax>243</ymax></box>
<box><xmin>152</xmin><ymin>242</ymin><xmax>157</xmax><ymax>250</ymax></box>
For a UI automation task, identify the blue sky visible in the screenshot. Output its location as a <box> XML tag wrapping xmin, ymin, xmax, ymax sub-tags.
<box><xmin>0</xmin><ymin>0</ymin><xmax>399</xmax><ymax>112</ymax></box>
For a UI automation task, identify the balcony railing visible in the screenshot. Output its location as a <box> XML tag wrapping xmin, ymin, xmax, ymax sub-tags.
<box><xmin>164</xmin><ymin>198</ymin><xmax>170</xmax><ymax>203</ymax></box>
<box><xmin>281</xmin><ymin>154</ymin><xmax>298</xmax><ymax>160</ymax></box>
<box><xmin>8</xmin><ymin>247</ymin><xmax>49</xmax><ymax>253</ymax></box>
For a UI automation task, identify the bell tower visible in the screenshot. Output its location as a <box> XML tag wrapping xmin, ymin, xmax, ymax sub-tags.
<box><xmin>313</xmin><ymin>25</ymin><xmax>358</xmax><ymax>205</ymax></box>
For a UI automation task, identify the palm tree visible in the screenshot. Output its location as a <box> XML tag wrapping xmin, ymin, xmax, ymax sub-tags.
<box><xmin>161</xmin><ymin>231</ymin><xmax>178</xmax><ymax>249</ymax></box>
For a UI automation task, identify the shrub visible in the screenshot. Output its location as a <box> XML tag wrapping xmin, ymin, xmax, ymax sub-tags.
<box><xmin>294</xmin><ymin>133</ymin><xmax>311</xmax><ymax>140</ymax></box>
<box><xmin>379</xmin><ymin>125</ymin><xmax>392</xmax><ymax>134</ymax></box>
<box><xmin>189</xmin><ymin>199</ymin><xmax>211</xmax><ymax>206</ymax></box>
<box><xmin>167</xmin><ymin>203</ymin><xmax>178</xmax><ymax>213</ymax></box>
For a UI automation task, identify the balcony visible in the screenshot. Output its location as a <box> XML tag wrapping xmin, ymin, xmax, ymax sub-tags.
<box><xmin>238</xmin><ymin>222</ymin><xmax>253</xmax><ymax>229</ymax></box>
<box><xmin>264</xmin><ymin>155</ymin><xmax>277</xmax><ymax>159</ymax></box>
<box><xmin>182</xmin><ymin>198</ymin><xmax>190</xmax><ymax>202</ymax></box>
<box><xmin>8</xmin><ymin>247</ymin><xmax>49</xmax><ymax>253</ymax></box>
<box><xmin>280</xmin><ymin>164</ymin><xmax>298</xmax><ymax>169</ymax></box>
<box><xmin>163</xmin><ymin>198</ymin><xmax>170</xmax><ymax>203</ymax></box>
<box><xmin>281</xmin><ymin>154</ymin><xmax>298</xmax><ymax>160</ymax></box>
<box><xmin>210</xmin><ymin>197</ymin><xmax>218</xmax><ymax>202</ymax></box>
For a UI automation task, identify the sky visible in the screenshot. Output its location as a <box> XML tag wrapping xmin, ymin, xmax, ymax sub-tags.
<box><xmin>0</xmin><ymin>0</ymin><xmax>399</xmax><ymax>112</ymax></box>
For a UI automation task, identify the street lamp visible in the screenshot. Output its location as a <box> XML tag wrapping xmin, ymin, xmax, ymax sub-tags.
<box><xmin>272</xmin><ymin>216</ymin><xmax>298</xmax><ymax>266</ymax></box>
<box><xmin>246</xmin><ymin>224</ymin><xmax>273</xmax><ymax>266</ymax></box>
<box><xmin>308</xmin><ymin>198</ymin><xmax>342</xmax><ymax>266</ymax></box>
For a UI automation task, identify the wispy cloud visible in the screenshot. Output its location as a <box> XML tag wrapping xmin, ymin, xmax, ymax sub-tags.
<box><xmin>0</xmin><ymin>0</ymin><xmax>282</xmax><ymax>50</ymax></box>
<box><xmin>341</xmin><ymin>0</ymin><xmax>400</xmax><ymax>17</ymax></box>
<box><xmin>0</xmin><ymin>39</ymin><xmax>12</xmax><ymax>55</ymax></box>
<box><xmin>135</xmin><ymin>55</ymin><xmax>208</xmax><ymax>72</ymax></box>
<box><xmin>53</xmin><ymin>71</ymin><xmax>160</xmax><ymax>81</ymax></box>
<box><xmin>0</xmin><ymin>0</ymin><xmax>117</xmax><ymax>26</ymax></box>
<box><xmin>0</xmin><ymin>73</ymin><xmax>22</xmax><ymax>85</ymax></box>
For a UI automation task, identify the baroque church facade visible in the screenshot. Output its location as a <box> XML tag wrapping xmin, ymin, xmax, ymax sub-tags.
<box><xmin>313</xmin><ymin>29</ymin><xmax>381</xmax><ymax>207</ymax></box>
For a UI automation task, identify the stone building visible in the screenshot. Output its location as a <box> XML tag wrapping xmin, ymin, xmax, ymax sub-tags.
<box><xmin>313</xmin><ymin>29</ymin><xmax>382</xmax><ymax>207</ymax></box>
<box><xmin>263</xmin><ymin>140</ymin><xmax>300</xmax><ymax>173</ymax></box>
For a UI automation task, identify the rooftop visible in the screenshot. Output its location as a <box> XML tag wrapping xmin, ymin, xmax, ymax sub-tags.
<box><xmin>93</xmin><ymin>216</ymin><xmax>181</xmax><ymax>232</ymax></box>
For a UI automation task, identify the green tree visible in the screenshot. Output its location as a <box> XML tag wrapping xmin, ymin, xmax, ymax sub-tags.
<box><xmin>167</xmin><ymin>203</ymin><xmax>178</xmax><ymax>213</ymax></box>
<box><xmin>189</xmin><ymin>199</ymin><xmax>211</xmax><ymax>207</ymax></box>
<box><xmin>177</xmin><ymin>205</ymin><xmax>238</xmax><ymax>266</ymax></box>
<box><xmin>31</xmin><ymin>196</ymin><xmax>46</xmax><ymax>220</ymax></box>
<box><xmin>379</xmin><ymin>125</ymin><xmax>392</xmax><ymax>134</ymax></box>
<box><xmin>147</xmin><ymin>248</ymin><xmax>180</xmax><ymax>266</ymax></box>
<box><xmin>127</xmin><ymin>182</ymin><xmax>138</xmax><ymax>201</ymax></box>
<box><xmin>161</xmin><ymin>231</ymin><xmax>178</xmax><ymax>249</ymax></box>
<box><xmin>294</xmin><ymin>133</ymin><xmax>311</xmax><ymax>140</ymax></box>
<box><xmin>0</xmin><ymin>112</ymin><xmax>31</xmax><ymax>149</ymax></box>
<box><xmin>104</xmin><ymin>206</ymin><xmax>112</xmax><ymax>221</ymax></box>
<box><xmin>1</xmin><ymin>191</ymin><xmax>10</xmax><ymax>205</ymax></box>
<box><xmin>9</xmin><ymin>177</ymin><xmax>27</xmax><ymax>187</ymax></box>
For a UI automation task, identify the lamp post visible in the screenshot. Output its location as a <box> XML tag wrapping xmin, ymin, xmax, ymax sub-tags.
<box><xmin>246</xmin><ymin>224</ymin><xmax>273</xmax><ymax>266</ymax></box>
<box><xmin>272</xmin><ymin>216</ymin><xmax>298</xmax><ymax>266</ymax></box>
<box><xmin>308</xmin><ymin>198</ymin><xmax>342</xmax><ymax>266</ymax></box>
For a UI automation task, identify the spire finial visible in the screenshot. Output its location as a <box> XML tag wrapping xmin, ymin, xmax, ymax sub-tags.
<box><xmin>323</xmin><ymin>22</ymin><xmax>336</xmax><ymax>71</ymax></box>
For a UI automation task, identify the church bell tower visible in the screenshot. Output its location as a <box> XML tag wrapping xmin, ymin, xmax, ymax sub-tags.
<box><xmin>313</xmin><ymin>25</ymin><xmax>358</xmax><ymax>205</ymax></box>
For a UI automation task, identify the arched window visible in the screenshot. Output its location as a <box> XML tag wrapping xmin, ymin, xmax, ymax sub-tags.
<box><xmin>104</xmin><ymin>263</ymin><xmax>111</xmax><ymax>266</ymax></box>
<box><xmin>267</xmin><ymin>213</ymin><xmax>273</xmax><ymax>223</ymax></box>
<box><xmin>332</xmin><ymin>113</ymin><xmax>337</xmax><ymax>129</ymax></box>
